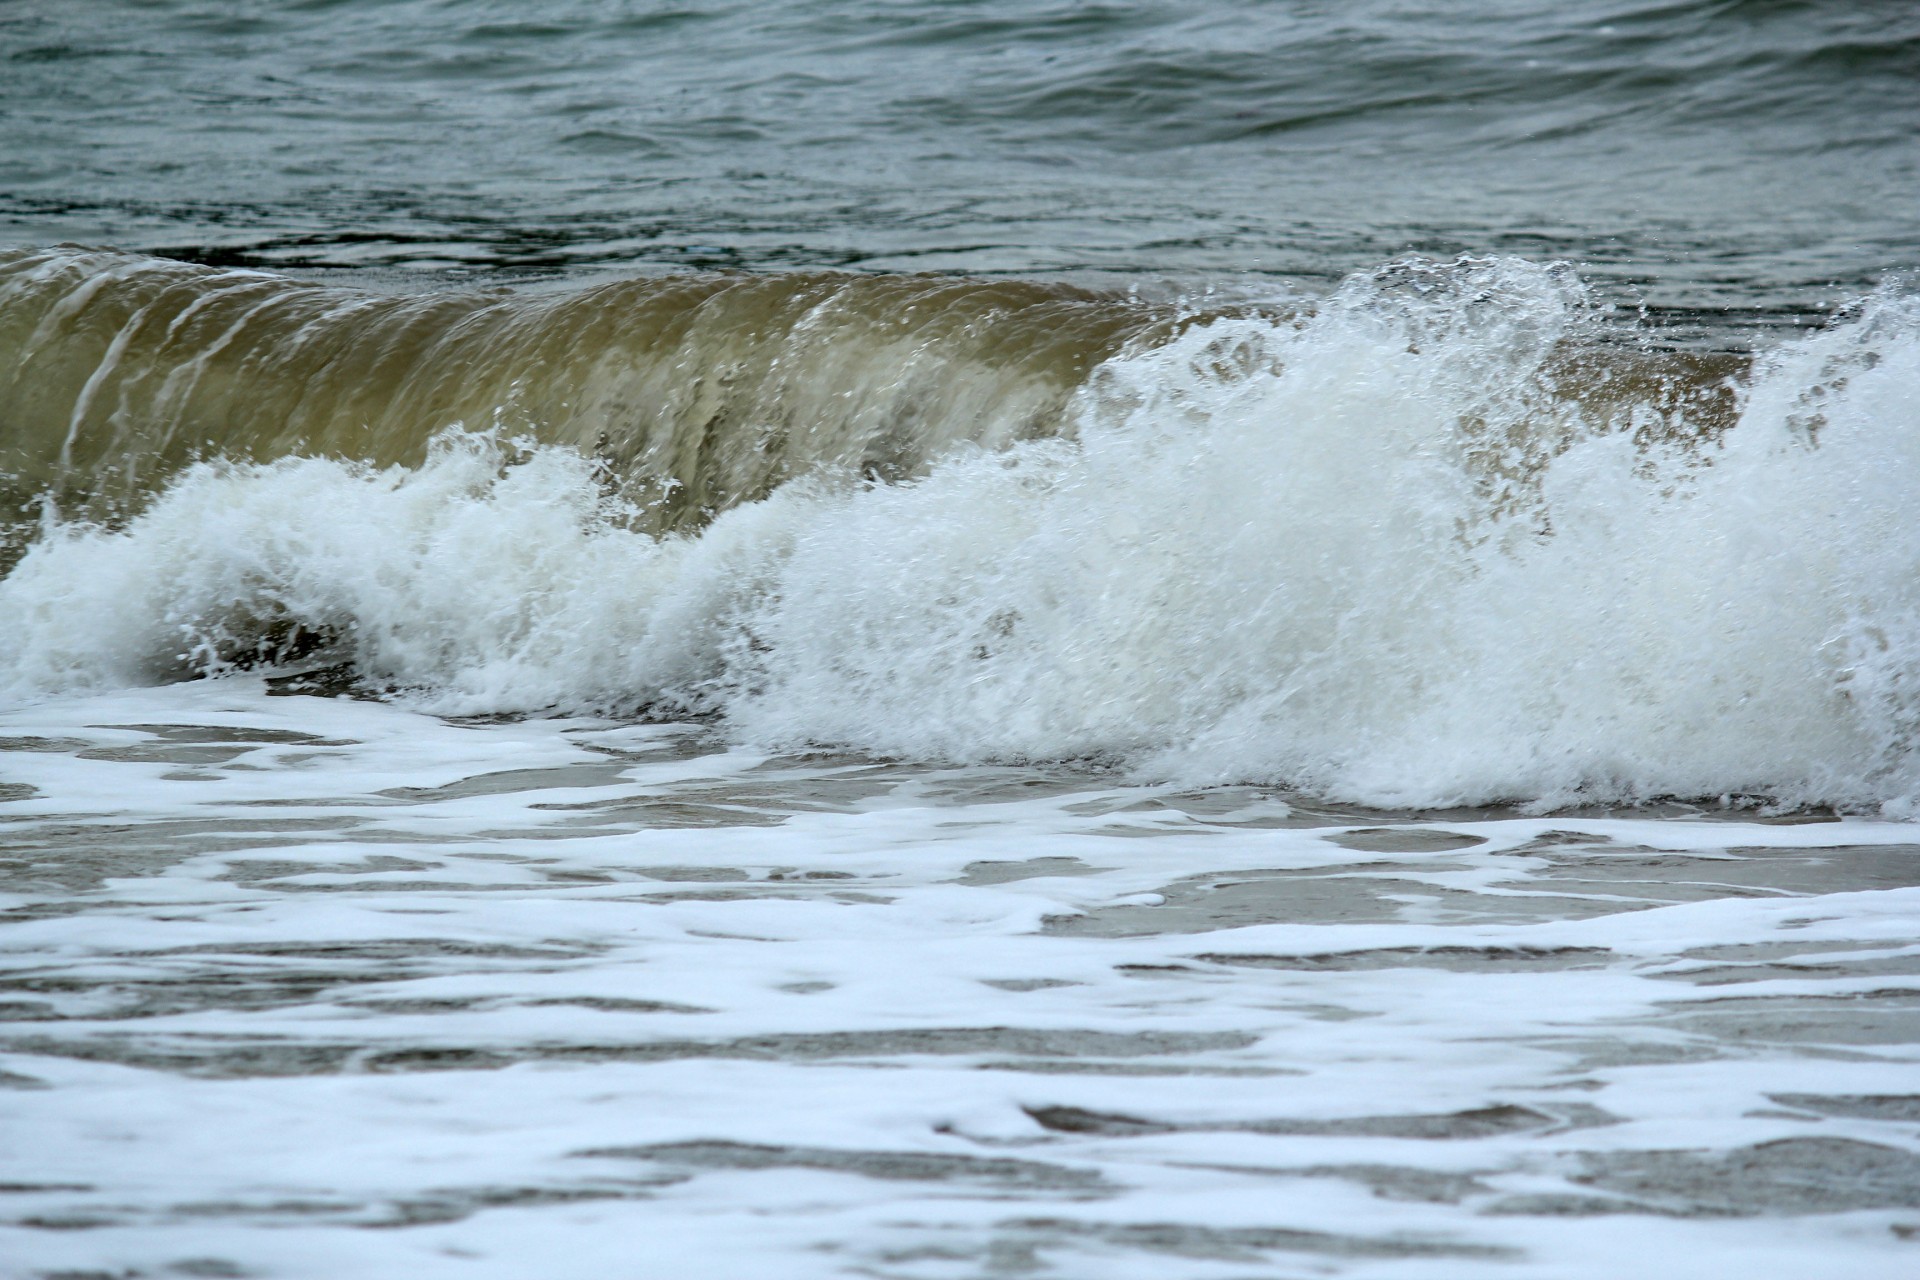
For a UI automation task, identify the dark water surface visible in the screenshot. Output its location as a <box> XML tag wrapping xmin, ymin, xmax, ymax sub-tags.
<box><xmin>4</xmin><ymin>0</ymin><xmax>1914</xmax><ymax>329</ymax></box>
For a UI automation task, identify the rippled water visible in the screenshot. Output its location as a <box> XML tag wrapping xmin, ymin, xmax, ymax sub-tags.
<box><xmin>5</xmin><ymin>1</ymin><xmax>1915</xmax><ymax>325</ymax></box>
<box><xmin>4</xmin><ymin>683</ymin><xmax>1920</xmax><ymax>1278</ymax></box>
<box><xmin>4</xmin><ymin>3</ymin><xmax>1919</xmax><ymax>1277</ymax></box>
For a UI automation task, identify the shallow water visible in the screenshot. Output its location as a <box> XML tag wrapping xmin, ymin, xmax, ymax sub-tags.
<box><xmin>2</xmin><ymin>681</ymin><xmax>1918</xmax><ymax>1278</ymax></box>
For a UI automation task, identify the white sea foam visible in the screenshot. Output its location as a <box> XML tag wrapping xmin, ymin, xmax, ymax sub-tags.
<box><xmin>2</xmin><ymin>680</ymin><xmax>1919</xmax><ymax>1279</ymax></box>
<box><xmin>6</xmin><ymin>260</ymin><xmax>1920</xmax><ymax>810</ymax></box>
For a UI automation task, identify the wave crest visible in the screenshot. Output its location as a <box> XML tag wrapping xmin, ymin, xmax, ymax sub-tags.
<box><xmin>6</xmin><ymin>259</ymin><xmax>1920</xmax><ymax>811</ymax></box>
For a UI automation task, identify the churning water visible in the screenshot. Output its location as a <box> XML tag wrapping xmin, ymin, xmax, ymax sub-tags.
<box><xmin>3</xmin><ymin>3</ymin><xmax>1919</xmax><ymax>1278</ymax></box>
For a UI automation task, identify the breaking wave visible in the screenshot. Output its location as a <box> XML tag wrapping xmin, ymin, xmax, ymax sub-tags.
<box><xmin>4</xmin><ymin>251</ymin><xmax>1919</xmax><ymax>811</ymax></box>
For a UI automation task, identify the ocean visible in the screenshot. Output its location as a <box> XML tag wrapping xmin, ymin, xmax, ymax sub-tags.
<box><xmin>3</xmin><ymin>2</ymin><xmax>1919</xmax><ymax>1276</ymax></box>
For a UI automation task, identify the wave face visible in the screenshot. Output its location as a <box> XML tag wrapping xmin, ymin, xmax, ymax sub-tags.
<box><xmin>0</xmin><ymin>246</ymin><xmax>1157</xmax><ymax>553</ymax></box>
<box><xmin>5</xmin><ymin>253</ymin><xmax>1920</xmax><ymax>811</ymax></box>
